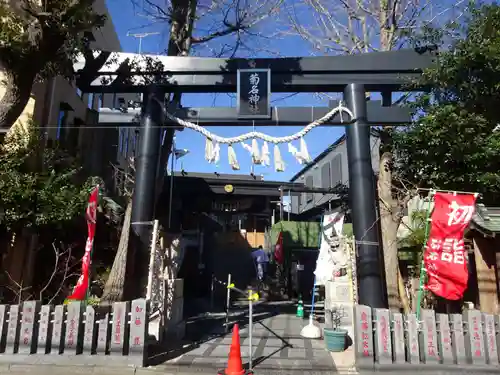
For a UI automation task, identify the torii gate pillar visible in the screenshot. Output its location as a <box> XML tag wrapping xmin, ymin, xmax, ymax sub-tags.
<box><xmin>128</xmin><ymin>85</ymin><xmax>164</xmax><ymax>298</ymax></box>
<box><xmin>344</xmin><ymin>83</ymin><xmax>386</xmax><ymax>308</ymax></box>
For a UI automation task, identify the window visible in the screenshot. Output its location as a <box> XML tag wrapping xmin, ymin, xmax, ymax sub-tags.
<box><xmin>331</xmin><ymin>154</ymin><xmax>343</xmax><ymax>187</ymax></box>
<box><xmin>125</xmin><ymin>129</ymin><xmax>129</xmax><ymax>156</ymax></box>
<box><xmin>56</xmin><ymin>109</ymin><xmax>67</xmax><ymax>140</ymax></box>
<box><xmin>97</xmin><ymin>95</ymin><xmax>103</xmax><ymax>110</ymax></box>
<box><xmin>88</xmin><ymin>93</ymin><xmax>94</xmax><ymax>109</ymax></box>
<box><xmin>321</xmin><ymin>163</ymin><xmax>331</xmax><ymax>189</ymax></box>
<box><xmin>305</xmin><ymin>175</ymin><xmax>313</xmax><ymax>202</ymax></box>
<box><xmin>132</xmin><ymin>129</ymin><xmax>139</xmax><ymax>154</ymax></box>
<box><xmin>76</xmin><ymin>88</ymin><xmax>83</xmax><ymax>98</ymax></box>
<box><xmin>119</xmin><ymin>128</ymin><xmax>126</xmax><ymax>153</ymax></box>
<box><xmin>67</xmin><ymin>118</ymin><xmax>82</xmax><ymax>153</ymax></box>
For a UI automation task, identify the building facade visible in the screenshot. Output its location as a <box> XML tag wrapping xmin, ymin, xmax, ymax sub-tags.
<box><xmin>0</xmin><ymin>0</ymin><xmax>124</xmax><ymax>302</ymax></box>
<box><xmin>0</xmin><ymin>0</ymin><xmax>123</xmax><ymax>187</ymax></box>
<box><xmin>0</xmin><ymin>0</ymin><xmax>121</xmax><ymax>143</ymax></box>
<box><xmin>289</xmin><ymin>131</ymin><xmax>380</xmax><ymax>216</ymax></box>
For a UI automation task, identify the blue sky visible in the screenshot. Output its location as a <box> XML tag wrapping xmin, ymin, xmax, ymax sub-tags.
<box><xmin>105</xmin><ymin>0</ymin><xmax>345</xmax><ymax>182</ymax></box>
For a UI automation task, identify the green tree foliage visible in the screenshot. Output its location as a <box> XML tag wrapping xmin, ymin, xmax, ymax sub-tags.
<box><xmin>0</xmin><ymin>121</ymin><xmax>94</xmax><ymax>231</ymax></box>
<box><xmin>0</xmin><ymin>0</ymin><xmax>105</xmax><ymax>129</ymax></box>
<box><xmin>393</xmin><ymin>3</ymin><xmax>500</xmax><ymax>204</ymax></box>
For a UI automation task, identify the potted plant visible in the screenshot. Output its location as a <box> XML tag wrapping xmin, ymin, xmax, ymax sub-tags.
<box><xmin>323</xmin><ymin>307</ymin><xmax>348</xmax><ymax>352</ymax></box>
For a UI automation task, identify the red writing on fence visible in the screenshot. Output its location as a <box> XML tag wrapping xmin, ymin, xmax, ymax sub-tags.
<box><xmin>395</xmin><ymin>319</ymin><xmax>402</xmax><ymax>337</ymax></box>
<box><xmin>40</xmin><ymin>311</ymin><xmax>48</xmax><ymax>337</ymax></box>
<box><xmin>442</xmin><ymin>325</ymin><xmax>451</xmax><ymax>353</ymax></box>
<box><xmin>472</xmin><ymin>316</ymin><xmax>482</xmax><ymax>357</ymax></box>
<box><xmin>486</xmin><ymin>318</ymin><xmax>496</xmax><ymax>354</ymax></box>
<box><xmin>131</xmin><ymin>305</ymin><xmax>144</xmax><ymax>347</ymax></box>
<box><xmin>360</xmin><ymin>312</ymin><xmax>370</xmax><ymax>357</ymax></box>
<box><xmin>380</xmin><ymin>315</ymin><xmax>389</xmax><ymax>353</ymax></box>
<box><xmin>86</xmin><ymin>311</ymin><xmax>93</xmax><ymax>337</ymax></box>
<box><xmin>114</xmin><ymin>310</ymin><xmax>122</xmax><ymax>344</ymax></box>
<box><xmin>408</xmin><ymin>318</ymin><xmax>418</xmax><ymax>354</ymax></box>
<box><xmin>427</xmin><ymin>318</ymin><xmax>437</xmax><ymax>358</ymax></box>
<box><xmin>23</xmin><ymin>307</ymin><xmax>32</xmax><ymax>324</ymax></box>
<box><xmin>23</xmin><ymin>328</ymin><xmax>29</xmax><ymax>345</ymax></box>
<box><xmin>67</xmin><ymin>318</ymin><xmax>76</xmax><ymax>347</ymax></box>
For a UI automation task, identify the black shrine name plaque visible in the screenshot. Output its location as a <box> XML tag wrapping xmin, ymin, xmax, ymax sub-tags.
<box><xmin>237</xmin><ymin>69</ymin><xmax>271</xmax><ymax>119</ymax></box>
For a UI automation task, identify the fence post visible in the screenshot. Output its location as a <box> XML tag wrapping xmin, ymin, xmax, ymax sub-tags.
<box><xmin>110</xmin><ymin>301</ymin><xmax>130</xmax><ymax>356</ymax></box>
<box><xmin>129</xmin><ymin>299</ymin><xmax>149</xmax><ymax>367</ymax></box>
<box><xmin>37</xmin><ymin>305</ymin><xmax>52</xmax><ymax>354</ymax></box>
<box><xmin>210</xmin><ymin>273</ymin><xmax>215</xmax><ymax>310</ymax></box>
<box><xmin>225</xmin><ymin>274</ymin><xmax>232</xmax><ymax>333</ymax></box>
<box><xmin>6</xmin><ymin>304</ymin><xmax>20</xmax><ymax>354</ymax></box>
<box><xmin>146</xmin><ymin>219</ymin><xmax>160</xmax><ymax>300</ymax></box>
<box><xmin>19</xmin><ymin>301</ymin><xmax>40</xmax><ymax>354</ymax></box>
<box><xmin>248</xmin><ymin>290</ymin><xmax>253</xmax><ymax>371</ymax></box>
<box><xmin>65</xmin><ymin>300</ymin><xmax>83</xmax><ymax>355</ymax></box>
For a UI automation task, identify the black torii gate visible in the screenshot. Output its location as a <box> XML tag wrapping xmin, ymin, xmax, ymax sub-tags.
<box><xmin>74</xmin><ymin>47</ymin><xmax>436</xmax><ymax>308</ymax></box>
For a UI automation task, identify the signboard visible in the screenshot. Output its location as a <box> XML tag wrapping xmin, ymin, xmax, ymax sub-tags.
<box><xmin>237</xmin><ymin>69</ymin><xmax>271</xmax><ymax>119</ymax></box>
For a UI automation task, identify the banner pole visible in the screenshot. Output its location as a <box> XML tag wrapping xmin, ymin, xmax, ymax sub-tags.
<box><xmin>85</xmin><ymin>185</ymin><xmax>99</xmax><ymax>306</ymax></box>
<box><xmin>416</xmin><ymin>196</ymin><xmax>434</xmax><ymax>320</ymax></box>
<box><xmin>66</xmin><ymin>185</ymin><xmax>99</xmax><ymax>304</ymax></box>
<box><xmin>85</xmin><ymin>187</ymin><xmax>99</xmax><ymax>307</ymax></box>
<box><xmin>84</xmin><ymin>242</ymin><xmax>94</xmax><ymax>307</ymax></box>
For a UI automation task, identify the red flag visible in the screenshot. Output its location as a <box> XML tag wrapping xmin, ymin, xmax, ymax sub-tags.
<box><xmin>274</xmin><ymin>232</ymin><xmax>284</xmax><ymax>264</ymax></box>
<box><xmin>68</xmin><ymin>186</ymin><xmax>99</xmax><ymax>300</ymax></box>
<box><xmin>424</xmin><ymin>192</ymin><xmax>477</xmax><ymax>300</ymax></box>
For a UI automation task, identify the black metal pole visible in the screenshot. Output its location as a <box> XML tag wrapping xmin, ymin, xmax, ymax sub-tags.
<box><xmin>168</xmin><ymin>137</ymin><xmax>175</xmax><ymax>229</ymax></box>
<box><xmin>279</xmin><ymin>188</ymin><xmax>284</xmax><ymax>221</ymax></box>
<box><xmin>343</xmin><ymin>83</ymin><xmax>386</xmax><ymax>308</ymax></box>
<box><xmin>128</xmin><ymin>85</ymin><xmax>164</xmax><ymax>299</ymax></box>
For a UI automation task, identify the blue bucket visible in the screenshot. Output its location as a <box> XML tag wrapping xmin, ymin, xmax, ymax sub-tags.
<box><xmin>324</xmin><ymin>328</ymin><xmax>347</xmax><ymax>352</ymax></box>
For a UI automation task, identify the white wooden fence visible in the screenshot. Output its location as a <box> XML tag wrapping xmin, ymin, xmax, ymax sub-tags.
<box><xmin>354</xmin><ymin>305</ymin><xmax>500</xmax><ymax>368</ymax></box>
<box><xmin>0</xmin><ymin>299</ymin><xmax>149</xmax><ymax>366</ymax></box>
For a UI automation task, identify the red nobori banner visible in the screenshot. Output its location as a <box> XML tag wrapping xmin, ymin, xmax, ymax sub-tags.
<box><xmin>424</xmin><ymin>192</ymin><xmax>477</xmax><ymax>300</ymax></box>
<box><xmin>67</xmin><ymin>185</ymin><xmax>99</xmax><ymax>301</ymax></box>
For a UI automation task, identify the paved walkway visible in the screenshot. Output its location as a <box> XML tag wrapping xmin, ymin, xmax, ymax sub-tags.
<box><xmin>0</xmin><ymin>364</ymin><xmax>496</xmax><ymax>375</ymax></box>
<box><xmin>159</xmin><ymin>307</ymin><xmax>335</xmax><ymax>374</ymax></box>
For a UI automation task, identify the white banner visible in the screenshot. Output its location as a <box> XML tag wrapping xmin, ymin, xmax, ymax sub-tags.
<box><xmin>314</xmin><ymin>211</ymin><xmax>347</xmax><ymax>286</ymax></box>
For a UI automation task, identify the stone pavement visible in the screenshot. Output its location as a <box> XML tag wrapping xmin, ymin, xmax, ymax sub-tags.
<box><xmin>0</xmin><ymin>364</ymin><xmax>497</xmax><ymax>375</ymax></box>
<box><xmin>160</xmin><ymin>310</ymin><xmax>336</xmax><ymax>374</ymax></box>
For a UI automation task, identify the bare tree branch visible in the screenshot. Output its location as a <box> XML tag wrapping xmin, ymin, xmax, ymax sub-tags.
<box><xmin>284</xmin><ymin>0</ymin><xmax>467</xmax><ymax>54</ymax></box>
<box><xmin>4</xmin><ymin>270</ymin><xmax>32</xmax><ymax>304</ymax></box>
<box><xmin>128</xmin><ymin>0</ymin><xmax>283</xmax><ymax>57</ymax></box>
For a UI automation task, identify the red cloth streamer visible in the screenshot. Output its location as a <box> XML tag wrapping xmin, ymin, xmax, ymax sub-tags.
<box><xmin>424</xmin><ymin>192</ymin><xmax>477</xmax><ymax>300</ymax></box>
<box><xmin>274</xmin><ymin>231</ymin><xmax>284</xmax><ymax>265</ymax></box>
<box><xmin>67</xmin><ymin>186</ymin><xmax>99</xmax><ymax>300</ymax></box>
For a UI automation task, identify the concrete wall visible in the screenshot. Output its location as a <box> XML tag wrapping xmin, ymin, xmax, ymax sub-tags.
<box><xmin>290</xmin><ymin>134</ymin><xmax>380</xmax><ymax>214</ymax></box>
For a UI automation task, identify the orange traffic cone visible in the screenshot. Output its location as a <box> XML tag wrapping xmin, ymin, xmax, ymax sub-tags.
<box><xmin>218</xmin><ymin>324</ymin><xmax>246</xmax><ymax>375</ymax></box>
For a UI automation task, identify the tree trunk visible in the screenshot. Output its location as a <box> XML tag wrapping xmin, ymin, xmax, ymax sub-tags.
<box><xmin>101</xmin><ymin>201</ymin><xmax>132</xmax><ymax>302</ymax></box>
<box><xmin>0</xmin><ymin>71</ymin><xmax>35</xmax><ymax>130</ymax></box>
<box><xmin>378</xmin><ymin>151</ymin><xmax>401</xmax><ymax>310</ymax></box>
<box><xmin>398</xmin><ymin>268</ymin><xmax>410</xmax><ymax>314</ymax></box>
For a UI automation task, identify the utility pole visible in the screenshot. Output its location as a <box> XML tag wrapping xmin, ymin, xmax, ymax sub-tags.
<box><xmin>126</xmin><ymin>31</ymin><xmax>160</xmax><ymax>104</ymax></box>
